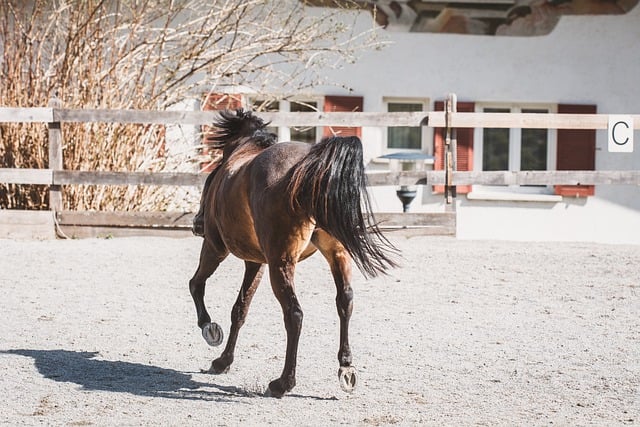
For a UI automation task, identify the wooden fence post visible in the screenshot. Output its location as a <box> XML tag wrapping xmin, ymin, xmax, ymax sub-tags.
<box><xmin>444</xmin><ymin>93</ymin><xmax>457</xmax><ymax>211</ymax></box>
<box><xmin>47</xmin><ymin>95</ymin><xmax>63</xmax><ymax>212</ymax></box>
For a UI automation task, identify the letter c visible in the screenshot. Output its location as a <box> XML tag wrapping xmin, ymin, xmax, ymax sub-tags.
<box><xmin>612</xmin><ymin>121</ymin><xmax>630</xmax><ymax>146</ymax></box>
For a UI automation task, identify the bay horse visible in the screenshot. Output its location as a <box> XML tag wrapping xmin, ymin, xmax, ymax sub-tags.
<box><xmin>189</xmin><ymin>109</ymin><xmax>397</xmax><ymax>398</ymax></box>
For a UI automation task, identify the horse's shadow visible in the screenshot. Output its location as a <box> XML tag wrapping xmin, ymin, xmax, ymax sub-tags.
<box><xmin>1</xmin><ymin>349</ymin><xmax>255</xmax><ymax>402</ymax></box>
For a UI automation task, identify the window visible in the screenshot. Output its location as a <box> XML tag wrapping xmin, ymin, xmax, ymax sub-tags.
<box><xmin>250</xmin><ymin>97</ymin><xmax>322</xmax><ymax>143</ymax></box>
<box><xmin>520</xmin><ymin>110</ymin><xmax>549</xmax><ymax>171</ymax></box>
<box><xmin>385</xmin><ymin>99</ymin><xmax>427</xmax><ymax>150</ymax></box>
<box><xmin>290</xmin><ymin>100</ymin><xmax>318</xmax><ymax>144</ymax></box>
<box><xmin>433</xmin><ymin>100</ymin><xmax>596</xmax><ymax>198</ymax></box>
<box><xmin>251</xmin><ymin>99</ymin><xmax>280</xmax><ymax>136</ymax></box>
<box><xmin>475</xmin><ymin>104</ymin><xmax>556</xmax><ymax>192</ymax></box>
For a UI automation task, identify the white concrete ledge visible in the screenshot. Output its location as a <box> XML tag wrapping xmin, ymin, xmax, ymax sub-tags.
<box><xmin>0</xmin><ymin>210</ymin><xmax>55</xmax><ymax>239</ymax></box>
<box><xmin>466</xmin><ymin>191</ymin><xmax>563</xmax><ymax>203</ymax></box>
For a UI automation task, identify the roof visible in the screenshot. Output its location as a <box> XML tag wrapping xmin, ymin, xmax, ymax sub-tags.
<box><xmin>302</xmin><ymin>0</ymin><xmax>638</xmax><ymax>36</ymax></box>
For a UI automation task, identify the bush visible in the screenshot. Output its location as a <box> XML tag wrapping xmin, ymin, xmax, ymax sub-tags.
<box><xmin>0</xmin><ymin>0</ymin><xmax>379</xmax><ymax>210</ymax></box>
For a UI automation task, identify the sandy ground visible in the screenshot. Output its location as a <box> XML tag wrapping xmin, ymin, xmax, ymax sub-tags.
<box><xmin>0</xmin><ymin>235</ymin><xmax>638</xmax><ymax>426</ymax></box>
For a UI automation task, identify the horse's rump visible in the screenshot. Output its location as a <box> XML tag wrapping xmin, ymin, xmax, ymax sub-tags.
<box><xmin>287</xmin><ymin>136</ymin><xmax>398</xmax><ymax>277</ymax></box>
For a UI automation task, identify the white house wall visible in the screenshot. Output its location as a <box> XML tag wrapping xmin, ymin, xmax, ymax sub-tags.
<box><xmin>311</xmin><ymin>5</ymin><xmax>640</xmax><ymax>244</ymax></box>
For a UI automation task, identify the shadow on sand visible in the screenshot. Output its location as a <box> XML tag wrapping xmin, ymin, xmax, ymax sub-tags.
<box><xmin>1</xmin><ymin>349</ymin><xmax>258</xmax><ymax>402</ymax></box>
<box><xmin>1</xmin><ymin>349</ymin><xmax>337</xmax><ymax>402</ymax></box>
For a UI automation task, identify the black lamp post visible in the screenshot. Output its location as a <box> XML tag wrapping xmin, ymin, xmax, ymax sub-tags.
<box><xmin>378</xmin><ymin>152</ymin><xmax>433</xmax><ymax>213</ymax></box>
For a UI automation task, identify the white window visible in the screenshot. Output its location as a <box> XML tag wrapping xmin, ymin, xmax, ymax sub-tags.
<box><xmin>473</xmin><ymin>104</ymin><xmax>557</xmax><ymax>194</ymax></box>
<box><xmin>250</xmin><ymin>97</ymin><xmax>322</xmax><ymax>144</ymax></box>
<box><xmin>384</xmin><ymin>98</ymin><xmax>428</xmax><ymax>151</ymax></box>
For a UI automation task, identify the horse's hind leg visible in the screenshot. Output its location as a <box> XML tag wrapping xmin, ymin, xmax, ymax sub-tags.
<box><xmin>189</xmin><ymin>238</ymin><xmax>228</xmax><ymax>347</ymax></box>
<box><xmin>207</xmin><ymin>261</ymin><xmax>265</xmax><ymax>374</ymax></box>
<box><xmin>312</xmin><ymin>230</ymin><xmax>357</xmax><ymax>393</ymax></box>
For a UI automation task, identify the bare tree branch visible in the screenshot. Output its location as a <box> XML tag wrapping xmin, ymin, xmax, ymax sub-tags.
<box><xmin>0</xmin><ymin>0</ymin><xmax>383</xmax><ymax>210</ymax></box>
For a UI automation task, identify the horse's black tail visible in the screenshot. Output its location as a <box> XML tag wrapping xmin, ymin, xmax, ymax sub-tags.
<box><xmin>288</xmin><ymin>136</ymin><xmax>398</xmax><ymax>278</ymax></box>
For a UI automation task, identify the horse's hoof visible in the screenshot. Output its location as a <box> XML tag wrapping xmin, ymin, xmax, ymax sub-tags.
<box><xmin>209</xmin><ymin>358</ymin><xmax>231</xmax><ymax>374</ymax></box>
<box><xmin>338</xmin><ymin>366</ymin><xmax>357</xmax><ymax>393</ymax></box>
<box><xmin>264</xmin><ymin>378</ymin><xmax>290</xmax><ymax>398</ymax></box>
<box><xmin>264</xmin><ymin>385</ymin><xmax>284</xmax><ymax>399</ymax></box>
<box><xmin>202</xmin><ymin>322</ymin><xmax>223</xmax><ymax>346</ymax></box>
<box><xmin>203</xmin><ymin>362</ymin><xmax>230</xmax><ymax>375</ymax></box>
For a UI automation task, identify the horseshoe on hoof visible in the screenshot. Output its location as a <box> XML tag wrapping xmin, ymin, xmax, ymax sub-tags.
<box><xmin>202</xmin><ymin>322</ymin><xmax>223</xmax><ymax>347</ymax></box>
<box><xmin>338</xmin><ymin>366</ymin><xmax>357</xmax><ymax>393</ymax></box>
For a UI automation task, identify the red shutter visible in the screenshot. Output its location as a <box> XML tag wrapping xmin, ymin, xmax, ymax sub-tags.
<box><xmin>200</xmin><ymin>93</ymin><xmax>243</xmax><ymax>172</ymax></box>
<box><xmin>555</xmin><ymin>104</ymin><xmax>597</xmax><ymax>197</ymax></box>
<box><xmin>323</xmin><ymin>95</ymin><xmax>363</xmax><ymax>138</ymax></box>
<box><xmin>433</xmin><ymin>100</ymin><xmax>475</xmax><ymax>194</ymax></box>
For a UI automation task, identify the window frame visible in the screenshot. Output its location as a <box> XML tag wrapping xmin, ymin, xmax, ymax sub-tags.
<box><xmin>247</xmin><ymin>95</ymin><xmax>324</xmax><ymax>143</ymax></box>
<box><xmin>473</xmin><ymin>102</ymin><xmax>557</xmax><ymax>194</ymax></box>
<box><xmin>383</xmin><ymin>97</ymin><xmax>429</xmax><ymax>153</ymax></box>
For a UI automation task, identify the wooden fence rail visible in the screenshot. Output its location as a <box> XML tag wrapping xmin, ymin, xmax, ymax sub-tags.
<box><xmin>3</xmin><ymin>168</ymin><xmax>640</xmax><ymax>188</ymax></box>
<box><xmin>1</xmin><ymin>99</ymin><xmax>639</xmax><ymax>238</ymax></box>
<box><xmin>3</xmin><ymin>106</ymin><xmax>640</xmax><ymax>129</ymax></box>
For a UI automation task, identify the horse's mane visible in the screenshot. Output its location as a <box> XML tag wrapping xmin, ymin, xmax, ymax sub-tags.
<box><xmin>211</xmin><ymin>109</ymin><xmax>276</xmax><ymax>148</ymax></box>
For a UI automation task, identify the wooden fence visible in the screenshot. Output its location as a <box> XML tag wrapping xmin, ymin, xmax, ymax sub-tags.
<box><xmin>1</xmin><ymin>94</ymin><xmax>640</xmax><ymax>239</ymax></box>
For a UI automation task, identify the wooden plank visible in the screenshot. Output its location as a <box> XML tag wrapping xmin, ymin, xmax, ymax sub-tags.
<box><xmin>53</xmin><ymin>171</ymin><xmax>207</xmax><ymax>186</ymax></box>
<box><xmin>5</xmin><ymin>107</ymin><xmax>640</xmax><ymax>132</ymax></box>
<box><xmin>56</xmin><ymin>225</ymin><xmax>193</xmax><ymax>239</ymax></box>
<box><xmin>366</xmin><ymin>171</ymin><xmax>430</xmax><ymax>186</ymax></box>
<box><xmin>427</xmin><ymin>111</ymin><xmax>640</xmax><ymax>129</ymax></box>
<box><xmin>1</xmin><ymin>169</ymin><xmax>634</xmax><ymax>188</ymax></box>
<box><xmin>374</xmin><ymin>212</ymin><xmax>456</xmax><ymax>236</ymax></box>
<box><xmin>48</xmin><ymin>97</ymin><xmax>63</xmax><ymax>212</ymax></box>
<box><xmin>57</xmin><ymin>210</ymin><xmax>194</xmax><ymax>227</ymax></box>
<box><xmin>259</xmin><ymin>112</ymin><xmax>427</xmax><ymax>127</ymax></box>
<box><xmin>450</xmin><ymin>170</ymin><xmax>640</xmax><ymax>186</ymax></box>
<box><xmin>55</xmin><ymin>210</ymin><xmax>455</xmax><ymax>237</ymax></box>
<box><xmin>0</xmin><ymin>168</ymin><xmax>53</xmax><ymax>184</ymax></box>
<box><xmin>56</xmin><ymin>210</ymin><xmax>194</xmax><ymax>238</ymax></box>
<box><xmin>378</xmin><ymin>226</ymin><xmax>455</xmax><ymax>237</ymax></box>
<box><xmin>55</xmin><ymin>108</ymin><xmax>218</xmax><ymax>126</ymax></box>
<box><xmin>57</xmin><ymin>222</ymin><xmax>453</xmax><ymax>239</ymax></box>
<box><xmin>369</xmin><ymin>170</ymin><xmax>640</xmax><ymax>186</ymax></box>
<box><xmin>58</xmin><ymin>211</ymin><xmax>456</xmax><ymax>230</ymax></box>
<box><xmin>373</xmin><ymin>212</ymin><xmax>456</xmax><ymax>228</ymax></box>
<box><xmin>53</xmin><ymin>109</ymin><xmax>427</xmax><ymax>127</ymax></box>
<box><xmin>0</xmin><ymin>107</ymin><xmax>53</xmax><ymax>123</ymax></box>
<box><xmin>4</xmin><ymin>107</ymin><xmax>640</xmax><ymax>132</ymax></box>
<box><xmin>54</xmin><ymin>170</ymin><xmax>426</xmax><ymax>187</ymax></box>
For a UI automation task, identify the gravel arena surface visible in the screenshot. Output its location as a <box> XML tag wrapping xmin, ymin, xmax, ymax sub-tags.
<box><xmin>0</xmin><ymin>235</ymin><xmax>638</xmax><ymax>426</ymax></box>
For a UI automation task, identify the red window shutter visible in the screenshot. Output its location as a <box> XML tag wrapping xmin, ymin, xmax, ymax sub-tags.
<box><xmin>433</xmin><ymin>100</ymin><xmax>475</xmax><ymax>194</ymax></box>
<box><xmin>203</xmin><ymin>93</ymin><xmax>243</xmax><ymax>111</ymax></box>
<box><xmin>555</xmin><ymin>104</ymin><xmax>597</xmax><ymax>197</ymax></box>
<box><xmin>323</xmin><ymin>95</ymin><xmax>363</xmax><ymax>138</ymax></box>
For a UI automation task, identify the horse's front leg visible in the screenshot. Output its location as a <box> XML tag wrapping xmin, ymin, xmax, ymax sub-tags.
<box><xmin>207</xmin><ymin>261</ymin><xmax>265</xmax><ymax>374</ymax></box>
<box><xmin>189</xmin><ymin>238</ymin><xmax>228</xmax><ymax>348</ymax></box>
<box><xmin>264</xmin><ymin>259</ymin><xmax>303</xmax><ymax>398</ymax></box>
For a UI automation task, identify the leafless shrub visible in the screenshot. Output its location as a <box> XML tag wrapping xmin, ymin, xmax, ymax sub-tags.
<box><xmin>0</xmin><ymin>0</ymin><xmax>381</xmax><ymax>210</ymax></box>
